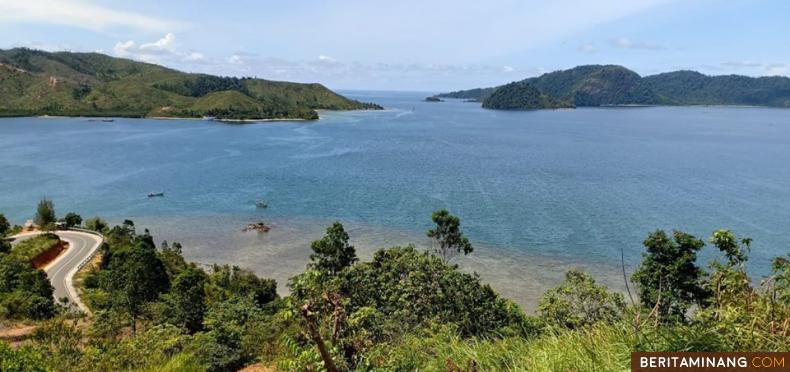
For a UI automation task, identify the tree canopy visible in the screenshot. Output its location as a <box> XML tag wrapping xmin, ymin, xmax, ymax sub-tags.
<box><xmin>427</xmin><ymin>209</ymin><xmax>473</xmax><ymax>261</ymax></box>
<box><xmin>632</xmin><ymin>230</ymin><xmax>708</xmax><ymax>322</ymax></box>
<box><xmin>34</xmin><ymin>199</ymin><xmax>56</xmax><ymax>229</ymax></box>
<box><xmin>309</xmin><ymin>222</ymin><xmax>358</xmax><ymax>276</ymax></box>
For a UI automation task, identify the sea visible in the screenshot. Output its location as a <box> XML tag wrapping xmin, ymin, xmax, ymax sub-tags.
<box><xmin>2</xmin><ymin>90</ymin><xmax>789</xmax><ymax>310</ymax></box>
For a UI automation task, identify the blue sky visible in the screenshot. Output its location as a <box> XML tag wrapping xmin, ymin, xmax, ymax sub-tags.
<box><xmin>0</xmin><ymin>0</ymin><xmax>788</xmax><ymax>91</ymax></box>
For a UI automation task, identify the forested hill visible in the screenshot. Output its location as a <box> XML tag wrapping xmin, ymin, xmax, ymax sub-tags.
<box><xmin>643</xmin><ymin>70</ymin><xmax>790</xmax><ymax>107</ymax></box>
<box><xmin>0</xmin><ymin>48</ymin><xmax>382</xmax><ymax>120</ymax></box>
<box><xmin>437</xmin><ymin>64</ymin><xmax>790</xmax><ymax>110</ymax></box>
<box><xmin>481</xmin><ymin>81</ymin><xmax>573</xmax><ymax>110</ymax></box>
<box><xmin>437</xmin><ymin>86</ymin><xmax>497</xmax><ymax>101</ymax></box>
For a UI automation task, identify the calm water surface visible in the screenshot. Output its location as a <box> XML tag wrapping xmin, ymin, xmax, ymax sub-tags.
<box><xmin>2</xmin><ymin>91</ymin><xmax>789</xmax><ymax>309</ymax></box>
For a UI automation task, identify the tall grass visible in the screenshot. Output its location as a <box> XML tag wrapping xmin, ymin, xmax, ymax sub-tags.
<box><xmin>10</xmin><ymin>233</ymin><xmax>60</xmax><ymax>262</ymax></box>
<box><xmin>360</xmin><ymin>316</ymin><xmax>788</xmax><ymax>372</ymax></box>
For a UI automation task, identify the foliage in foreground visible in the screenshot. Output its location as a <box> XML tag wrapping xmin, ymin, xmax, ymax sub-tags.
<box><xmin>0</xmin><ymin>206</ymin><xmax>788</xmax><ymax>371</ymax></box>
<box><xmin>0</xmin><ymin>234</ymin><xmax>58</xmax><ymax>320</ymax></box>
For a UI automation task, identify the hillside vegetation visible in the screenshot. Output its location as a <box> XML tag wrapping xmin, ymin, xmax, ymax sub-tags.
<box><xmin>0</xmin><ymin>48</ymin><xmax>381</xmax><ymax>120</ymax></box>
<box><xmin>1</xmin><ymin>205</ymin><xmax>788</xmax><ymax>371</ymax></box>
<box><xmin>7</xmin><ymin>233</ymin><xmax>60</xmax><ymax>263</ymax></box>
<box><xmin>438</xmin><ymin>64</ymin><xmax>790</xmax><ymax>110</ymax></box>
<box><xmin>436</xmin><ymin>86</ymin><xmax>497</xmax><ymax>101</ymax></box>
<box><xmin>644</xmin><ymin>70</ymin><xmax>790</xmax><ymax>107</ymax></box>
<box><xmin>481</xmin><ymin>81</ymin><xmax>573</xmax><ymax>110</ymax></box>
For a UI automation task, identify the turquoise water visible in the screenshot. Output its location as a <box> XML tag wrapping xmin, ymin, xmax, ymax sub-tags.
<box><xmin>2</xmin><ymin>91</ymin><xmax>790</xmax><ymax>307</ymax></box>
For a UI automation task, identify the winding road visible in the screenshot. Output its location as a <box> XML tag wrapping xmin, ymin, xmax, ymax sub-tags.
<box><xmin>11</xmin><ymin>230</ymin><xmax>102</xmax><ymax>314</ymax></box>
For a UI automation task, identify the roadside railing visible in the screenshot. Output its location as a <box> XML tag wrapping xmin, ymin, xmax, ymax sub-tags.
<box><xmin>67</xmin><ymin>227</ymin><xmax>105</xmax><ymax>275</ymax></box>
<box><xmin>65</xmin><ymin>227</ymin><xmax>105</xmax><ymax>315</ymax></box>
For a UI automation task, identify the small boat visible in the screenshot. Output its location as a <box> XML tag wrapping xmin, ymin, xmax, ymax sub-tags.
<box><xmin>255</xmin><ymin>200</ymin><xmax>268</xmax><ymax>208</ymax></box>
<box><xmin>101</xmin><ymin>119</ymin><xmax>115</xmax><ymax>122</ymax></box>
<box><xmin>148</xmin><ymin>192</ymin><xmax>165</xmax><ymax>198</ymax></box>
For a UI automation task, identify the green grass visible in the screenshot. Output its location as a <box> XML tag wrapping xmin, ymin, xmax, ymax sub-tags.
<box><xmin>360</xmin><ymin>317</ymin><xmax>789</xmax><ymax>371</ymax></box>
<box><xmin>11</xmin><ymin>233</ymin><xmax>61</xmax><ymax>262</ymax></box>
<box><xmin>359</xmin><ymin>324</ymin><xmax>632</xmax><ymax>371</ymax></box>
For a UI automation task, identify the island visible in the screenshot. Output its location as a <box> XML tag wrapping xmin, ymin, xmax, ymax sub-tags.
<box><xmin>424</xmin><ymin>96</ymin><xmax>443</xmax><ymax>102</ymax></box>
<box><xmin>438</xmin><ymin>64</ymin><xmax>790</xmax><ymax>110</ymax></box>
<box><xmin>481</xmin><ymin>81</ymin><xmax>573</xmax><ymax>110</ymax></box>
<box><xmin>0</xmin><ymin>48</ymin><xmax>383</xmax><ymax>120</ymax></box>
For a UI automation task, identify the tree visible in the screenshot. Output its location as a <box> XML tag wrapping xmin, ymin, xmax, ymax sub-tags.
<box><xmin>309</xmin><ymin>222</ymin><xmax>357</xmax><ymax>276</ymax></box>
<box><xmin>771</xmin><ymin>251</ymin><xmax>790</xmax><ymax>304</ymax></box>
<box><xmin>159</xmin><ymin>241</ymin><xmax>188</xmax><ymax>278</ymax></box>
<box><xmin>538</xmin><ymin>270</ymin><xmax>626</xmax><ymax>330</ymax></box>
<box><xmin>84</xmin><ymin>217</ymin><xmax>108</xmax><ymax>233</ymax></box>
<box><xmin>632</xmin><ymin>230</ymin><xmax>708</xmax><ymax>322</ymax></box>
<box><xmin>0</xmin><ymin>213</ymin><xmax>9</xmax><ymax>236</ymax></box>
<box><xmin>105</xmin><ymin>242</ymin><xmax>170</xmax><ymax>334</ymax></box>
<box><xmin>164</xmin><ymin>266</ymin><xmax>207</xmax><ymax>333</ymax></box>
<box><xmin>34</xmin><ymin>199</ymin><xmax>56</xmax><ymax>229</ymax></box>
<box><xmin>208</xmin><ymin>264</ymin><xmax>277</xmax><ymax>308</ymax></box>
<box><xmin>710</xmin><ymin>229</ymin><xmax>750</xmax><ymax>267</ymax></box>
<box><xmin>63</xmin><ymin>212</ymin><xmax>82</xmax><ymax>228</ymax></box>
<box><xmin>704</xmin><ymin>230</ymin><xmax>754</xmax><ymax>316</ymax></box>
<box><xmin>426</xmin><ymin>209</ymin><xmax>473</xmax><ymax>261</ymax></box>
<box><xmin>195</xmin><ymin>297</ymin><xmax>269</xmax><ymax>371</ymax></box>
<box><xmin>339</xmin><ymin>246</ymin><xmax>534</xmax><ymax>338</ymax></box>
<box><xmin>0</xmin><ymin>254</ymin><xmax>56</xmax><ymax>319</ymax></box>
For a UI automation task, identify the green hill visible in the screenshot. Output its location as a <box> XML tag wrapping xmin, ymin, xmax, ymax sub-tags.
<box><xmin>436</xmin><ymin>86</ymin><xmax>497</xmax><ymax>101</ymax></box>
<box><xmin>438</xmin><ymin>65</ymin><xmax>790</xmax><ymax>110</ymax></box>
<box><xmin>524</xmin><ymin>65</ymin><xmax>658</xmax><ymax>106</ymax></box>
<box><xmin>481</xmin><ymin>81</ymin><xmax>573</xmax><ymax>110</ymax></box>
<box><xmin>0</xmin><ymin>48</ymin><xmax>382</xmax><ymax>120</ymax></box>
<box><xmin>643</xmin><ymin>70</ymin><xmax>790</xmax><ymax>107</ymax></box>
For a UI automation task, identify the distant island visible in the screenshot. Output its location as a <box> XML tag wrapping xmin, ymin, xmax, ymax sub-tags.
<box><xmin>424</xmin><ymin>96</ymin><xmax>443</xmax><ymax>102</ymax></box>
<box><xmin>481</xmin><ymin>81</ymin><xmax>572</xmax><ymax>110</ymax></box>
<box><xmin>437</xmin><ymin>65</ymin><xmax>790</xmax><ymax>110</ymax></box>
<box><xmin>0</xmin><ymin>48</ymin><xmax>382</xmax><ymax>120</ymax></box>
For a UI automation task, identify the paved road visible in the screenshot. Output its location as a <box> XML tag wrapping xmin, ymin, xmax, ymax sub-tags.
<box><xmin>11</xmin><ymin>230</ymin><xmax>102</xmax><ymax>313</ymax></box>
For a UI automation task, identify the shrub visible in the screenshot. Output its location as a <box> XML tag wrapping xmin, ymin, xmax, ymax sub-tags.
<box><xmin>0</xmin><ymin>213</ymin><xmax>10</xmax><ymax>236</ymax></box>
<box><xmin>84</xmin><ymin>217</ymin><xmax>108</xmax><ymax>233</ymax></box>
<box><xmin>0</xmin><ymin>254</ymin><xmax>56</xmax><ymax>319</ymax></box>
<box><xmin>63</xmin><ymin>212</ymin><xmax>82</xmax><ymax>228</ymax></box>
<box><xmin>538</xmin><ymin>270</ymin><xmax>626</xmax><ymax>330</ymax></box>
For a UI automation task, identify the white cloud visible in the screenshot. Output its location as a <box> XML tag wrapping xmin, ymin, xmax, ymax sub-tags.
<box><xmin>0</xmin><ymin>0</ymin><xmax>186</xmax><ymax>32</ymax></box>
<box><xmin>112</xmin><ymin>33</ymin><xmax>199</xmax><ymax>65</ymax></box>
<box><xmin>184</xmin><ymin>52</ymin><xmax>204</xmax><ymax>62</ymax></box>
<box><xmin>182</xmin><ymin>54</ymin><xmax>537</xmax><ymax>90</ymax></box>
<box><xmin>113</xmin><ymin>40</ymin><xmax>136</xmax><ymax>57</ymax></box>
<box><xmin>577</xmin><ymin>43</ymin><xmax>597</xmax><ymax>53</ymax></box>
<box><xmin>766</xmin><ymin>64</ymin><xmax>788</xmax><ymax>76</ymax></box>
<box><xmin>722</xmin><ymin>61</ymin><xmax>762</xmax><ymax>68</ymax></box>
<box><xmin>227</xmin><ymin>54</ymin><xmax>243</xmax><ymax>65</ymax></box>
<box><xmin>139</xmin><ymin>33</ymin><xmax>176</xmax><ymax>53</ymax></box>
<box><xmin>611</xmin><ymin>37</ymin><xmax>666</xmax><ymax>50</ymax></box>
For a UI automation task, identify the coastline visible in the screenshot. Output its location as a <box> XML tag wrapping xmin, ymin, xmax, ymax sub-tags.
<box><xmin>0</xmin><ymin>115</ymin><xmax>316</xmax><ymax>123</ymax></box>
<box><xmin>134</xmin><ymin>214</ymin><xmax>625</xmax><ymax>312</ymax></box>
